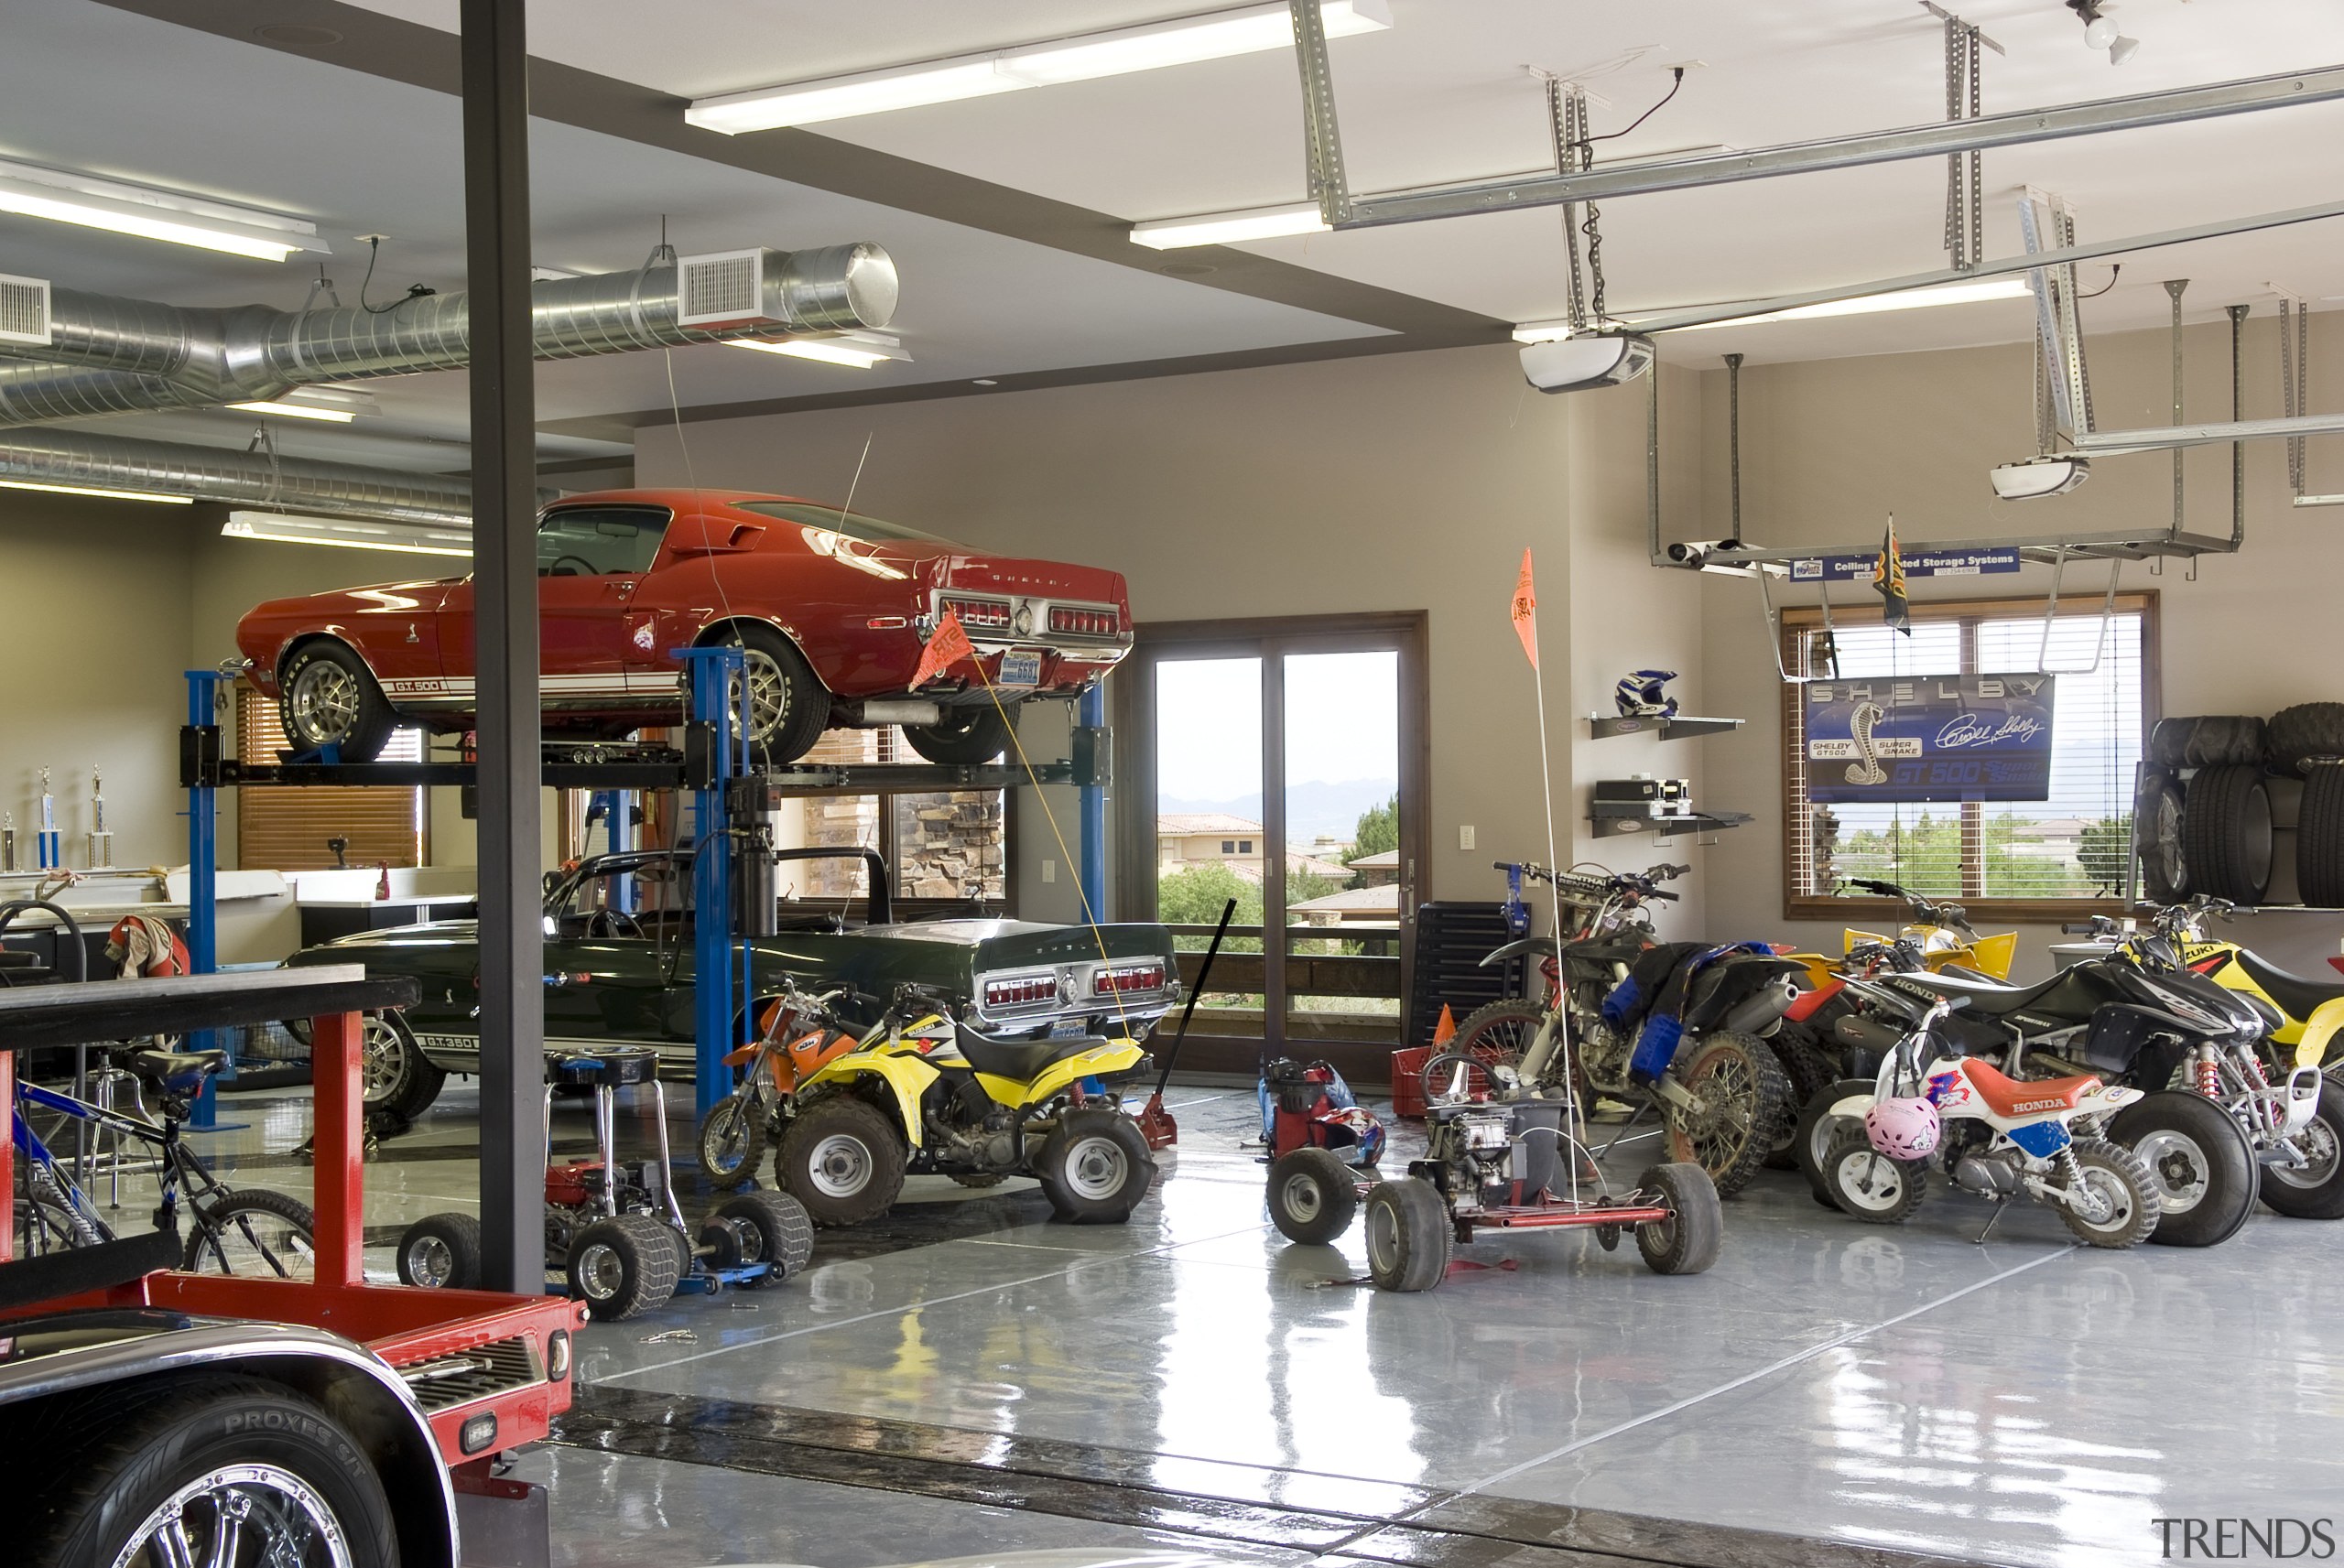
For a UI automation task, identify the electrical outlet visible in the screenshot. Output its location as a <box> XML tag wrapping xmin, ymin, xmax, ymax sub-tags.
<box><xmin>1459</xmin><ymin>826</ymin><xmax>1476</xmax><ymax>850</ymax></box>
<box><xmin>1042</xmin><ymin>859</ymin><xmax>1057</xmax><ymax>883</ymax></box>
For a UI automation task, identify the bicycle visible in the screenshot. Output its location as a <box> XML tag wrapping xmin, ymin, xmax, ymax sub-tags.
<box><xmin>13</xmin><ymin>1043</ymin><xmax>320</xmax><ymax>1277</ymax></box>
<box><xmin>1447</xmin><ymin>860</ymin><xmax>1801</xmax><ymax>1197</ymax></box>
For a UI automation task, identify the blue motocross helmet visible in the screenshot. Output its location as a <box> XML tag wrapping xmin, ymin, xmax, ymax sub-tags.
<box><xmin>1615</xmin><ymin>669</ymin><xmax>1680</xmax><ymax>719</ymax></box>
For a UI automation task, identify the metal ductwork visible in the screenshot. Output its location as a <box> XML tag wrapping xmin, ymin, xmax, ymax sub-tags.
<box><xmin>0</xmin><ymin>242</ymin><xmax>896</xmax><ymax>427</ymax></box>
<box><xmin>0</xmin><ymin>427</ymin><xmax>535</xmax><ymax>526</ymax></box>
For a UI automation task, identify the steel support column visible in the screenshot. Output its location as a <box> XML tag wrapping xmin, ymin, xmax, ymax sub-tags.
<box><xmin>461</xmin><ymin>0</ymin><xmax>544</xmax><ymax>1296</ymax></box>
<box><xmin>680</xmin><ymin>646</ymin><xmax>744</xmax><ymax>1120</ymax></box>
<box><xmin>184</xmin><ymin>669</ymin><xmax>222</xmax><ymax>1127</ymax></box>
<box><xmin>1079</xmin><ymin>683</ymin><xmax>1107</xmax><ymax>923</ymax></box>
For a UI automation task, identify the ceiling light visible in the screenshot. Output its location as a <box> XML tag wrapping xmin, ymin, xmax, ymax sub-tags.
<box><xmin>226</xmin><ymin>386</ymin><xmax>380</xmax><ymax>423</ymax></box>
<box><xmin>2081</xmin><ymin>16</ymin><xmax>2120</xmax><ymax>48</ymax></box>
<box><xmin>687</xmin><ymin>0</ymin><xmax>1392</xmax><ymax>133</ymax></box>
<box><xmin>0</xmin><ymin>158</ymin><xmax>326</xmax><ymax>262</ymax></box>
<box><xmin>1991</xmin><ymin>455</ymin><xmax>2090</xmax><ymax>500</ymax></box>
<box><xmin>1514</xmin><ymin>277</ymin><xmax>2035</xmax><ymax>342</ymax></box>
<box><xmin>725</xmin><ymin>331</ymin><xmax>905</xmax><ymax>370</ymax></box>
<box><xmin>0</xmin><ymin>479</ymin><xmax>191</xmax><ymax>505</ymax></box>
<box><xmin>222</xmin><ymin>512</ymin><xmax>472</xmax><ymax>557</ymax></box>
<box><xmin>2108</xmin><ymin>34</ymin><xmax>2141</xmax><ymax>64</ymax></box>
<box><xmin>1132</xmin><ymin>200</ymin><xmax>1331</xmax><ymax>250</ymax></box>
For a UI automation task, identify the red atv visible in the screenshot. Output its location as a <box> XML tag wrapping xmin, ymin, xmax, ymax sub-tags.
<box><xmin>1262</xmin><ymin>1057</ymin><xmax>1388</xmax><ymax>1244</ymax></box>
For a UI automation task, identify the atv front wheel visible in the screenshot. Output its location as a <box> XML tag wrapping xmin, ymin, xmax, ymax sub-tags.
<box><xmin>1036</xmin><ymin>1109</ymin><xmax>1155</xmax><ymax>1222</ymax></box>
<box><xmin>776</xmin><ymin>1095</ymin><xmax>906</xmax><ymax>1227</ymax></box>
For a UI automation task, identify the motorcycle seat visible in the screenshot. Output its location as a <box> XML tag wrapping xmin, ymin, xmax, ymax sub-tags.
<box><xmin>2236</xmin><ymin>950</ymin><xmax>2344</xmax><ymax>1022</ymax></box>
<box><xmin>953</xmin><ymin>1022</ymin><xmax>1103</xmax><ymax>1083</ymax></box>
<box><xmin>1894</xmin><ymin>969</ymin><xmax>2071</xmax><ymax>1017</ymax></box>
<box><xmin>1956</xmin><ymin>1056</ymin><xmax>2102</xmax><ymax>1119</ymax></box>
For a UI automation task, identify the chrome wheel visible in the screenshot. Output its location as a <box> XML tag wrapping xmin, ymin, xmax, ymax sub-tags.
<box><xmin>2268</xmin><ymin>1116</ymin><xmax>2341</xmax><ymax>1190</ymax></box>
<box><xmin>108</xmin><ymin>1462</ymin><xmax>354</xmax><ymax>1568</ymax></box>
<box><xmin>359</xmin><ymin>1017</ymin><xmax>405</xmax><ymax>1104</ymax></box>
<box><xmin>737</xmin><ymin>644</ymin><xmax>788</xmax><ymax>744</ymax></box>
<box><xmin>1062</xmin><ymin>1134</ymin><xmax>1130</xmax><ymax>1202</ymax></box>
<box><xmin>807</xmin><ymin>1132</ymin><xmax>874</xmax><ymax>1199</ymax></box>
<box><xmin>403</xmin><ymin>1235</ymin><xmax>454</xmax><ymax>1290</ymax></box>
<box><xmin>575</xmin><ymin>1241</ymin><xmax>626</xmax><ymax>1302</ymax></box>
<box><xmin>287</xmin><ymin>659</ymin><xmax>360</xmax><ymax>745</ymax></box>
<box><xmin>2132</xmin><ymin>1127</ymin><xmax>2212</xmax><ymax>1214</ymax></box>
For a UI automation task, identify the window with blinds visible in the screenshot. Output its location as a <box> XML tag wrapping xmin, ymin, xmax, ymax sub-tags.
<box><xmin>235</xmin><ymin>687</ymin><xmax>427</xmax><ymax>871</ymax></box>
<box><xmin>1781</xmin><ymin>591</ymin><xmax>2157</xmax><ymax>917</ymax></box>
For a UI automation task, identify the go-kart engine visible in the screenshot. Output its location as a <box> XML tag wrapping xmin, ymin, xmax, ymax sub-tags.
<box><xmin>1433</xmin><ymin>1106</ymin><xmax>1520</xmax><ymax>1214</ymax></box>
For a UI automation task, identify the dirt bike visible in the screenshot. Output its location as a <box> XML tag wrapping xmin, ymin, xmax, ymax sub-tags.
<box><xmin>1449</xmin><ymin>861</ymin><xmax>1801</xmax><ymax>1197</ymax></box>
<box><xmin>696</xmin><ymin>979</ymin><xmax>858</xmax><ymax>1191</ymax></box>
<box><xmin>1807</xmin><ymin>995</ymin><xmax>2162</xmax><ymax>1248</ymax></box>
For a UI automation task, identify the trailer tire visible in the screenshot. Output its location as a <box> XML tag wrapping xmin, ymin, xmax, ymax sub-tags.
<box><xmin>15</xmin><ymin>1376</ymin><xmax>397</xmax><ymax>1568</ymax></box>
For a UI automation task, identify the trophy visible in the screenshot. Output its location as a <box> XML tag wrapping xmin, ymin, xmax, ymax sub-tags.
<box><xmin>86</xmin><ymin>768</ymin><xmax>112</xmax><ymax>870</ymax></box>
<box><xmin>36</xmin><ymin>768</ymin><xmax>58</xmax><ymax>871</ymax></box>
<box><xmin>3</xmin><ymin>809</ymin><xmax>15</xmax><ymax>874</ymax></box>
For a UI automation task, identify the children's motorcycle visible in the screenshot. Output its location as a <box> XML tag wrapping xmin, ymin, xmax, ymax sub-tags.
<box><xmin>697</xmin><ymin>979</ymin><xmax>857</xmax><ymax>1191</ymax></box>
<box><xmin>774</xmin><ymin>983</ymin><xmax>1159</xmax><ymax>1227</ymax></box>
<box><xmin>1810</xmin><ymin>995</ymin><xmax>2162</xmax><ymax>1248</ymax></box>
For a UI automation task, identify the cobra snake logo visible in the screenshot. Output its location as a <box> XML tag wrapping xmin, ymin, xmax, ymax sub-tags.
<box><xmin>1844</xmin><ymin>700</ymin><xmax>1889</xmax><ymax>784</ymax></box>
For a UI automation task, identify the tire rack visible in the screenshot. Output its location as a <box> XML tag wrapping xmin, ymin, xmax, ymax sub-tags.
<box><xmin>179</xmin><ymin>665</ymin><xmax>1112</xmax><ymax>1117</ymax></box>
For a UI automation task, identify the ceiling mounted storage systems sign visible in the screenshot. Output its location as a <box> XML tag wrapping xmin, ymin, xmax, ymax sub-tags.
<box><xmin>1803</xmin><ymin>675</ymin><xmax>2057</xmax><ymax>805</ymax></box>
<box><xmin>1790</xmin><ymin>547</ymin><xmax>2022</xmax><ymax>581</ymax></box>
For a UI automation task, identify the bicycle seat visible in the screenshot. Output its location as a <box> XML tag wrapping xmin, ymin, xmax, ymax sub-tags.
<box><xmin>128</xmin><ymin>1047</ymin><xmax>226</xmax><ymax>1087</ymax></box>
<box><xmin>2236</xmin><ymin>950</ymin><xmax>2344</xmax><ymax>1022</ymax></box>
<box><xmin>953</xmin><ymin>1021</ymin><xmax>1103</xmax><ymax>1083</ymax></box>
<box><xmin>548</xmin><ymin>1047</ymin><xmax>659</xmax><ymax>1088</ymax></box>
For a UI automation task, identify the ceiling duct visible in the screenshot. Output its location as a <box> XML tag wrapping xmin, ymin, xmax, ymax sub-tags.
<box><xmin>0</xmin><ymin>242</ymin><xmax>896</xmax><ymax>427</ymax></box>
<box><xmin>0</xmin><ymin>426</ymin><xmax>546</xmax><ymax>526</ymax></box>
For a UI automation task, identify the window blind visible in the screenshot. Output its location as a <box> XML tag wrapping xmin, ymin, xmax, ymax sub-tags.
<box><xmin>1783</xmin><ymin>593</ymin><xmax>2154</xmax><ymax>907</ymax></box>
<box><xmin>235</xmin><ymin>687</ymin><xmax>427</xmax><ymax>871</ymax></box>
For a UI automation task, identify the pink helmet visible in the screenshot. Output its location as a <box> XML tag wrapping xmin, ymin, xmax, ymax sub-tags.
<box><xmin>1865</xmin><ymin>1096</ymin><xmax>1942</xmax><ymax>1160</ymax></box>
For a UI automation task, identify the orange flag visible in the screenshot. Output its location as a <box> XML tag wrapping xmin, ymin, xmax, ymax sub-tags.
<box><xmin>912</xmin><ymin>607</ymin><xmax>974</xmax><ymax>687</ymax></box>
<box><xmin>1509</xmin><ymin>547</ymin><xmax>1539</xmax><ymax>669</ymax></box>
<box><xmin>1432</xmin><ymin>1003</ymin><xmax>1457</xmax><ymax>1047</ymax></box>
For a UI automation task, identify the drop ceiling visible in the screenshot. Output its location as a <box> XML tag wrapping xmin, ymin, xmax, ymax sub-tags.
<box><xmin>8</xmin><ymin>0</ymin><xmax>2341</xmax><ymax>480</ymax></box>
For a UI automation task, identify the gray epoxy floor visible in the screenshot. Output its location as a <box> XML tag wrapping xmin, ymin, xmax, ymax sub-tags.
<box><xmin>103</xmin><ymin>1078</ymin><xmax>2344</xmax><ymax>1568</ymax></box>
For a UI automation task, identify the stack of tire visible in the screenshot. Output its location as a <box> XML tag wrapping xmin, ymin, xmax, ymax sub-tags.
<box><xmin>2136</xmin><ymin>703</ymin><xmax>2344</xmax><ymax>907</ymax></box>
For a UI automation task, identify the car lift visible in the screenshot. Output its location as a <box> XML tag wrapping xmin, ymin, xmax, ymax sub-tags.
<box><xmin>179</xmin><ymin>660</ymin><xmax>1114</xmax><ymax>1121</ymax></box>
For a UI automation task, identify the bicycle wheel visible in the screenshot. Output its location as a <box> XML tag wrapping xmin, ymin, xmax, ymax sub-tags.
<box><xmin>13</xmin><ymin>1187</ymin><xmax>85</xmax><ymax>1255</ymax></box>
<box><xmin>182</xmin><ymin>1188</ymin><xmax>320</xmax><ymax>1279</ymax></box>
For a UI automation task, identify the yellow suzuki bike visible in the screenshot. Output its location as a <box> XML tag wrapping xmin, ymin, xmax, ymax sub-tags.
<box><xmin>774</xmin><ymin>983</ymin><xmax>1158</xmax><ymax>1227</ymax></box>
<box><xmin>2163</xmin><ymin>903</ymin><xmax>2344</xmax><ymax>1074</ymax></box>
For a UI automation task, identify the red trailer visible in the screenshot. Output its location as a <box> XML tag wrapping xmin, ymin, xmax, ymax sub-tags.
<box><xmin>0</xmin><ymin>966</ymin><xmax>582</xmax><ymax>1567</ymax></box>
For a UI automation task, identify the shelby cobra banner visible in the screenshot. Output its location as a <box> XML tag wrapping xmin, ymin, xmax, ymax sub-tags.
<box><xmin>1805</xmin><ymin>674</ymin><xmax>2056</xmax><ymax>803</ymax></box>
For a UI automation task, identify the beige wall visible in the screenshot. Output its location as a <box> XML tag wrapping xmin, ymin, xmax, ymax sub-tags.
<box><xmin>635</xmin><ymin>344</ymin><xmax>1716</xmax><ymax>937</ymax></box>
<box><xmin>1691</xmin><ymin>310</ymin><xmax>2344</xmax><ymax>977</ymax></box>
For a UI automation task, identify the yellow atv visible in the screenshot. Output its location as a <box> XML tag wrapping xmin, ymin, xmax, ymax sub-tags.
<box><xmin>774</xmin><ymin>984</ymin><xmax>1158</xmax><ymax>1227</ymax></box>
<box><xmin>2171</xmin><ymin>921</ymin><xmax>2344</xmax><ymax>1075</ymax></box>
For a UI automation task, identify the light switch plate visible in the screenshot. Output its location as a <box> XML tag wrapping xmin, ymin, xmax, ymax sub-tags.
<box><xmin>1459</xmin><ymin>826</ymin><xmax>1476</xmax><ymax>849</ymax></box>
<box><xmin>1042</xmin><ymin>859</ymin><xmax>1057</xmax><ymax>883</ymax></box>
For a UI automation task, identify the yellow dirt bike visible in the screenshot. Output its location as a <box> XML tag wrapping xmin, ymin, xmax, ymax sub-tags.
<box><xmin>1836</xmin><ymin>878</ymin><xmax>2016</xmax><ymax>979</ymax></box>
<box><xmin>774</xmin><ymin>982</ymin><xmax>1158</xmax><ymax>1227</ymax></box>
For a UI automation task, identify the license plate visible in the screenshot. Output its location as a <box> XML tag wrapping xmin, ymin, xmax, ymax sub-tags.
<box><xmin>997</xmin><ymin>649</ymin><xmax>1045</xmax><ymax>687</ymax></box>
<box><xmin>418</xmin><ymin>1033</ymin><xmax>477</xmax><ymax>1054</ymax></box>
<box><xmin>1050</xmin><ymin>1017</ymin><xmax>1089</xmax><ymax>1040</ymax></box>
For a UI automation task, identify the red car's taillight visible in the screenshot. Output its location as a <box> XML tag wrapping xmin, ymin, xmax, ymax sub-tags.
<box><xmin>1048</xmin><ymin>606</ymin><xmax>1120</xmax><ymax>637</ymax></box>
<box><xmin>984</xmin><ymin>973</ymin><xmax>1058</xmax><ymax>1009</ymax></box>
<box><xmin>942</xmin><ymin>596</ymin><xmax>1013</xmax><ymax>631</ymax></box>
<box><xmin>1093</xmin><ymin>962</ymin><xmax>1165</xmax><ymax>996</ymax></box>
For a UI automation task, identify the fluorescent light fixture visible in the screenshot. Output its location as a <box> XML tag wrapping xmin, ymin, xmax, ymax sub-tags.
<box><xmin>1991</xmin><ymin>455</ymin><xmax>2090</xmax><ymax>500</ymax></box>
<box><xmin>227</xmin><ymin>399</ymin><xmax>354</xmax><ymax>423</ymax></box>
<box><xmin>227</xmin><ymin>385</ymin><xmax>380</xmax><ymax>423</ymax></box>
<box><xmin>687</xmin><ymin>0</ymin><xmax>1392</xmax><ymax>133</ymax></box>
<box><xmin>1513</xmin><ymin>278</ymin><xmax>2034</xmax><ymax>343</ymax></box>
<box><xmin>223</xmin><ymin>511</ymin><xmax>472</xmax><ymax>557</ymax></box>
<box><xmin>0</xmin><ymin>479</ymin><xmax>191</xmax><ymax>505</ymax></box>
<box><xmin>1132</xmin><ymin>200</ymin><xmax>1330</xmax><ymax>250</ymax></box>
<box><xmin>726</xmin><ymin>331</ymin><xmax>906</xmax><ymax>370</ymax></box>
<box><xmin>0</xmin><ymin>158</ymin><xmax>326</xmax><ymax>262</ymax></box>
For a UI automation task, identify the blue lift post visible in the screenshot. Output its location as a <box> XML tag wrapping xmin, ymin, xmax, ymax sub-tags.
<box><xmin>1079</xmin><ymin>683</ymin><xmax>1108</xmax><ymax>923</ymax></box>
<box><xmin>183</xmin><ymin>669</ymin><xmax>225</xmax><ymax>1127</ymax></box>
<box><xmin>678</xmin><ymin>645</ymin><xmax>745</xmax><ymax>1120</ymax></box>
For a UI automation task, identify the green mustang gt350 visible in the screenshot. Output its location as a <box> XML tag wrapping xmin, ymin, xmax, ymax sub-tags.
<box><xmin>285</xmin><ymin>847</ymin><xmax>1182</xmax><ymax>1119</ymax></box>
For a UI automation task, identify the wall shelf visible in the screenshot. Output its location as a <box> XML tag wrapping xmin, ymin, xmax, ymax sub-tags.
<box><xmin>1589</xmin><ymin>811</ymin><xmax>1752</xmax><ymax>838</ymax></box>
<box><xmin>1587</xmin><ymin>715</ymin><xmax>1745</xmax><ymax>741</ymax></box>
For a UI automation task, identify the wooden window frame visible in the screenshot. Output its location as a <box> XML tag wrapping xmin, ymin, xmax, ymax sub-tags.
<box><xmin>1780</xmin><ymin>589</ymin><xmax>2161</xmax><ymax>925</ymax></box>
